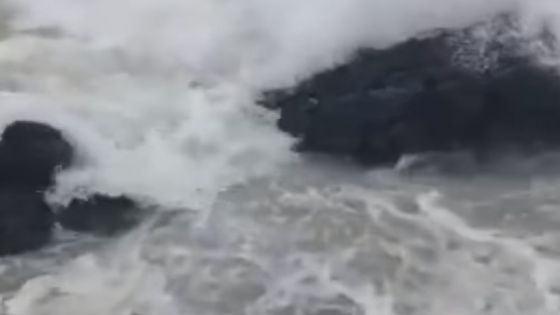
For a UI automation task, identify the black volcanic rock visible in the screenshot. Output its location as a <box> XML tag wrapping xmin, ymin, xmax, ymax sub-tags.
<box><xmin>0</xmin><ymin>121</ymin><xmax>74</xmax><ymax>190</ymax></box>
<box><xmin>0</xmin><ymin>121</ymin><xmax>147</xmax><ymax>255</ymax></box>
<box><xmin>0</xmin><ymin>190</ymin><xmax>54</xmax><ymax>256</ymax></box>
<box><xmin>57</xmin><ymin>194</ymin><xmax>143</xmax><ymax>236</ymax></box>
<box><xmin>0</xmin><ymin>121</ymin><xmax>75</xmax><ymax>256</ymax></box>
<box><xmin>265</xmin><ymin>15</ymin><xmax>560</xmax><ymax>165</ymax></box>
<box><xmin>482</xmin><ymin>65</ymin><xmax>560</xmax><ymax>146</ymax></box>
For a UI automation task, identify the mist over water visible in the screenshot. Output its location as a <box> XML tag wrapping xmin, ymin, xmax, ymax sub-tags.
<box><xmin>2</xmin><ymin>0</ymin><xmax>560</xmax><ymax>314</ymax></box>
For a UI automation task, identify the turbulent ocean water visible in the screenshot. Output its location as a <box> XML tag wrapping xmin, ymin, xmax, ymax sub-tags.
<box><xmin>2</xmin><ymin>0</ymin><xmax>560</xmax><ymax>314</ymax></box>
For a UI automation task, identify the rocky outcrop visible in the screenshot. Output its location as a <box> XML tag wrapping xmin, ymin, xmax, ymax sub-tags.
<box><xmin>0</xmin><ymin>190</ymin><xmax>54</xmax><ymax>256</ymax></box>
<box><xmin>0</xmin><ymin>121</ymin><xmax>74</xmax><ymax>190</ymax></box>
<box><xmin>265</xmin><ymin>15</ymin><xmax>560</xmax><ymax>165</ymax></box>
<box><xmin>0</xmin><ymin>121</ymin><xmax>73</xmax><ymax>255</ymax></box>
<box><xmin>0</xmin><ymin>121</ymin><xmax>142</xmax><ymax>256</ymax></box>
<box><xmin>56</xmin><ymin>194</ymin><xmax>143</xmax><ymax>236</ymax></box>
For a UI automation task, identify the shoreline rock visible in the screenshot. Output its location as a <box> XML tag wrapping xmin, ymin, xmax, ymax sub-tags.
<box><xmin>56</xmin><ymin>194</ymin><xmax>144</xmax><ymax>236</ymax></box>
<box><xmin>0</xmin><ymin>121</ymin><xmax>142</xmax><ymax>256</ymax></box>
<box><xmin>0</xmin><ymin>121</ymin><xmax>73</xmax><ymax>256</ymax></box>
<box><xmin>0</xmin><ymin>121</ymin><xmax>74</xmax><ymax>191</ymax></box>
<box><xmin>264</xmin><ymin>14</ymin><xmax>560</xmax><ymax>166</ymax></box>
<box><xmin>0</xmin><ymin>189</ymin><xmax>54</xmax><ymax>256</ymax></box>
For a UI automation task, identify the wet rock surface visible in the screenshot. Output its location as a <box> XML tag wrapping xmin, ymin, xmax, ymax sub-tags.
<box><xmin>0</xmin><ymin>121</ymin><xmax>142</xmax><ymax>256</ymax></box>
<box><xmin>56</xmin><ymin>194</ymin><xmax>144</xmax><ymax>236</ymax></box>
<box><xmin>0</xmin><ymin>121</ymin><xmax>74</xmax><ymax>190</ymax></box>
<box><xmin>0</xmin><ymin>190</ymin><xmax>54</xmax><ymax>256</ymax></box>
<box><xmin>0</xmin><ymin>121</ymin><xmax>72</xmax><ymax>256</ymax></box>
<box><xmin>265</xmin><ymin>15</ymin><xmax>560</xmax><ymax>165</ymax></box>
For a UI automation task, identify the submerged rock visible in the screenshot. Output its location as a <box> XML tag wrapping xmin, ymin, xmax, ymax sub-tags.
<box><xmin>56</xmin><ymin>194</ymin><xmax>144</xmax><ymax>236</ymax></box>
<box><xmin>0</xmin><ymin>120</ymin><xmax>74</xmax><ymax>190</ymax></box>
<box><xmin>0</xmin><ymin>190</ymin><xmax>54</xmax><ymax>256</ymax></box>
<box><xmin>265</xmin><ymin>15</ymin><xmax>560</xmax><ymax>165</ymax></box>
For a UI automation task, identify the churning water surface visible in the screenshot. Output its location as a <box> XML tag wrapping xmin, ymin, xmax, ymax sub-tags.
<box><xmin>2</xmin><ymin>0</ymin><xmax>560</xmax><ymax>314</ymax></box>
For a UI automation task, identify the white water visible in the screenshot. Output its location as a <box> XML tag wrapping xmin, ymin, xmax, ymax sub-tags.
<box><xmin>1</xmin><ymin>0</ymin><xmax>560</xmax><ymax>314</ymax></box>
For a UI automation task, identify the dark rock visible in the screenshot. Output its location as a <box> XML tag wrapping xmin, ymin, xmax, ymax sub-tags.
<box><xmin>265</xmin><ymin>14</ymin><xmax>560</xmax><ymax>166</ymax></box>
<box><xmin>482</xmin><ymin>65</ymin><xmax>560</xmax><ymax>146</ymax></box>
<box><xmin>0</xmin><ymin>190</ymin><xmax>54</xmax><ymax>256</ymax></box>
<box><xmin>0</xmin><ymin>121</ymin><xmax>145</xmax><ymax>255</ymax></box>
<box><xmin>0</xmin><ymin>121</ymin><xmax>73</xmax><ymax>256</ymax></box>
<box><xmin>0</xmin><ymin>121</ymin><xmax>74</xmax><ymax>190</ymax></box>
<box><xmin>57</xmin><ymin>194</ymin><xmax>143</xmax><ymax>235</ymax></box>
